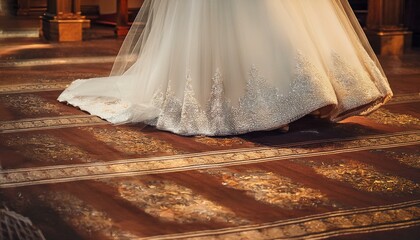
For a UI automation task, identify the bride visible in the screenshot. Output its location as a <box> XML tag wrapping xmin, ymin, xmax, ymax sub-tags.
<box><xmin>58</xmin><ymin>0</ymin><xmax>392</xmax><ymax>136</ymax></box>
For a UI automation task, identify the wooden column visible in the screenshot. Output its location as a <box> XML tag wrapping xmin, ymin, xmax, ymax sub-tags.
<box><xmin>16</xmin><ymin>0</ymin><xmax>48</xmax><ymax>16</ymax></box>
<box><xmin>405</xmin><ymin>0</ymin><xmax>420</xmax><ymax>47</ymax></box>
<box><xmin>365</xmin><ymin>0</ymin><xmax>412</xmax><ymax>55</ymax></box>
<box><xmin>115</xmin><ymin>0</ymin><xmax>129</xmax><ymax>37</ymax></box>
<box><xmin>41</xmin><ymin>0</ymin><xmax>90</xmax><ymax>42</ymax></box>
<box><xmin>16</xmin><ymin>0</ymin><xmax>30</xmax><ymax>15</ymax></box>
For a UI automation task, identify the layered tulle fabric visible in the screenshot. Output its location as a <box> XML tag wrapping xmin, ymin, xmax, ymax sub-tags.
<box><xmin>58</xmin><ymin>0</ymin><xmax>392</xmax><ymax>136</ymax></box>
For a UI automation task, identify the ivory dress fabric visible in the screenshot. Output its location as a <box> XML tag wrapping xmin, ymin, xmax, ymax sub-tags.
<box><xmin>58</xmin><ymin>0</ymin><xmax>393</xmax><ymax>136</ymax></box>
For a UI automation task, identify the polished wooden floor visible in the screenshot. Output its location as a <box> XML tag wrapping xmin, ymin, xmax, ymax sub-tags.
<box><xmin>0</xmin><ymin>6</ymin><xmax>419</xmax><ymax>240</ymax></box>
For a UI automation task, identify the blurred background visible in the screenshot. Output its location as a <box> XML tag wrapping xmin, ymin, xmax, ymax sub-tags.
<box><xmin>0</xmin><ymin>0</ymin><xmax>419</xmax><ymax>53</ymax></box>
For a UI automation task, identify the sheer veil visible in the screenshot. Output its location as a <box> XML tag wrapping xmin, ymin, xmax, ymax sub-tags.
<box><xmin>110</xmin><ymin>0</ymin><xmax>386</xmax><ymax>79</ymax></box>
<box><xmin>334</xmin><ymin>0</ymin><xmax>386</xmax><ymax>77</ymax></box>
<box><xmin>110</xmin><ymin>0</ymin><xmax>153</xmax><ymax>76</ymax></box>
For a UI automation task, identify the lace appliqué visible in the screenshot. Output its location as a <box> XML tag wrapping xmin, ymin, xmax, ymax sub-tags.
<box><xmin>328</xmin><ymin>52</ymin><xmax>381</xmax><ymax>115</ymax></box>
<box><xmin>327</xmin><ymin>50</ymin><xmax>393</xmax><ymax>120</ymax></box>
<box><xmin>59</xmin><ymin>50</ymin><xmax>392</xmax><ymax>136</ymax></box>
<box><xmin>149</xmin><ymin>53</ymin><xmax>338</xmax><ymax>136</ymax></box>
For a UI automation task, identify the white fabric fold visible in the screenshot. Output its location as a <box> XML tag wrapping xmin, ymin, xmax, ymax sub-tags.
<box><xmin>58</xmin><ymin>0</ymin><xmax>392</xmax><ymax>136</ymax></box>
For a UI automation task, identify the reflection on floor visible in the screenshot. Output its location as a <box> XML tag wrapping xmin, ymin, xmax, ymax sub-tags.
<box><xmin>0</xmin><ymin>10</ymin><xmax>420</xmax><ymax>240</ymax></box>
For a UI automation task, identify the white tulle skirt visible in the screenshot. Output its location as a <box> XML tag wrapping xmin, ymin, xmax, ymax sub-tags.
<box><xmin>58</xmin><ymin>0</ymin><xmax>392</xmax><ymax>136</ymax></box>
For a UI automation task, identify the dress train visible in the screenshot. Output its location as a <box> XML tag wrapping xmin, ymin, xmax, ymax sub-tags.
<box><xmin>58</xmin><ymin>0</ymin><xmax>392</xmax><ymax>136</ymax></box>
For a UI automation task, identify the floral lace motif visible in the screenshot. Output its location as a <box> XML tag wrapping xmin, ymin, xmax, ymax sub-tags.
<box><xmin>59</xmin><ymin>52</ymin><xmax>391</xmax><ymax>136</ymax></box>
<box><xmin>149</xmin><ymin>53</ymin><xmax>339</xmax><ymax>136</ymax></box>
<box><xmin>328</xmin><ymin>52</ymin><xmax>382</xmax><ymax>116</ymax></box>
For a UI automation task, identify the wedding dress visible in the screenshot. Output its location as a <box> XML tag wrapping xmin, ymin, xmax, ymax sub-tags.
<box><xmin>58</xmin><ymin>0</ymin><xmax>392</xmax><ymax>136</ymax></box>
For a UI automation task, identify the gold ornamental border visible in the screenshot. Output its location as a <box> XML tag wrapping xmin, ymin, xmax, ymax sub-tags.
<box><xmin>0</xmin><ymin>82</ymin><xmax>69</xmax><ymax>95</ymax></box>
<box><xmin>0</xmin><ymin>115</ymin><xmax>108</xmax><ymax>133</ymax></box>
<box><xmin>0</xmin><ymin>92</ymin><xmax>419</xmax><ymax>134</ymax></box>
<box><xmin>142</xmin><ymin>200</ymin><xmax>420</xmax><ymax>240</ymax></box>
<box><xmin>1</xmin><ymin>131</ymin><xmax>419</xmax><ymax>188</ymax></box>
<box><xmin>0</xmin><ymin>82</ymin><xmax>418</xmax><ymax>103</ymax></box>
<box><xmin>0</xmin><ymin>56</ymin><xmax>116</xmax><ymax>68</ymax></box>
